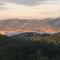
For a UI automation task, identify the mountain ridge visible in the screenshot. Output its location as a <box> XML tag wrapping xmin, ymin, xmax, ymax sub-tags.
<box><xmin>0</xmin><ymin>17</ymin><xmax>60</xmax><ymax>35</ymax></box>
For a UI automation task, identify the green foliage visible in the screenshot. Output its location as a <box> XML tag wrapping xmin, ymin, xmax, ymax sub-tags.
<box><xmin>0</xmin><ymin>32</ymin><xmax>60</xmax><ymax>60</ymax></box>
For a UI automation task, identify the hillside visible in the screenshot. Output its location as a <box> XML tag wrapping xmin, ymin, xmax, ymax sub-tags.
<box><xmin>0</xmin><ymin>32</ymin><xmax>60</xmax><ymax>60</ymax></box>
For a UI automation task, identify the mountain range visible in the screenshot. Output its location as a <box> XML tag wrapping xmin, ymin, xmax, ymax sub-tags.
<box><xmin>0</xmin><ymin>17</ymin><xmax>60</xmax><ymax>35</ymax></box>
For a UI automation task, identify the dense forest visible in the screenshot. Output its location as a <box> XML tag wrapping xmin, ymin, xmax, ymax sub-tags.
<box><xmin>0</xmin><ymin>32</ymin><xmax>60</xmax><ymax>60</ymax></box>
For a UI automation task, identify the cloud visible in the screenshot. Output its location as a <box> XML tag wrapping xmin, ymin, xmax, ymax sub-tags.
<box><xmin>0</xmin><ymin>3</ymin><xmax>4</xmax><ymax>5</ymax></box>
<box><xmin>0</xmin><ymin>7</ymin><xmax>6</xmax><ymax>10</ymax></box>
<box><xmin>10</xmin><ymin>0</ymin><xmax>42</xmax><ymax>6</ymax></box>
<box><xmin>0</xmin><ymin>6</ymin><xmax>3</xmax><ymax>10</ymax></box>
<box><xmin>0</xmin><ymin>2</ymin><xmax>8</xmax><ymax>10</ymax></box>
<box><xmin>0</xmin><ymin>3</ymin><xmax>5</xmax><ymax>10</ymax></box>
<box><xmin>0</xmin><ymin>0</ymin><xmax>52</xmax><ymax>6</ymax></box>
<box><xmin>0</xmin><ymin>2</ymin><xmax>5</xmax><ymax>6</ymax></box>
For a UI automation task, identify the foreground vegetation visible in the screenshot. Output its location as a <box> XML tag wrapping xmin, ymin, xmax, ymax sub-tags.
<box><xmin>0</xmin><ymin>32</ymin><xmax>60</xmax><ymax>60</ymax></box>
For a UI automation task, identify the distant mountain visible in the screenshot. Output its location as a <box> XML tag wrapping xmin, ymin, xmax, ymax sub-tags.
<box><xmin>0</xmin><ymin>17</ymin><xmax>60</xmax><ymax>35</ymax></box>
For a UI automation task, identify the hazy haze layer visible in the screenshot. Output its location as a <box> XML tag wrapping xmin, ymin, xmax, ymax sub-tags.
<box><xmin>0</xmin><ymin>0</ymin><xmax>60</xmax><ymax>19</ymax></box>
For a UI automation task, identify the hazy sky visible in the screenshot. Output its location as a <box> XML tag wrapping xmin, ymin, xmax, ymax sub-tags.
<box><xmin>0</xmin><ymin>0</ymin><xmax>60</xmax><ymax>19</ymax></box>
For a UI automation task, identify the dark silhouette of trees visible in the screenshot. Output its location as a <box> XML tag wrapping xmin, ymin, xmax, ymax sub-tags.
<box><xmin>0</xmin><ymin>32</ymin><xmax>60</xmax><ymax>60</ymax></box>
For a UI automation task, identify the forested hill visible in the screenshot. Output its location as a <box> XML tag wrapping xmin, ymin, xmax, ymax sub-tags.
<box><xmin>0</xmin><ymin>32</ymin><xmax>60</xmax><ymax>60</ymax></box>
<box><xmin>0</xmin><ymin>32</ymin><xmax>60</xmax><ymax>45</ymax></box>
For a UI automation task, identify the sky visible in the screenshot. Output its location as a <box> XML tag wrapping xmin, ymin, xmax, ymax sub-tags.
<box><xmin>0</xmin><ymin>0</ymin><xmax>60</xmax><ymax>19</ymax></box>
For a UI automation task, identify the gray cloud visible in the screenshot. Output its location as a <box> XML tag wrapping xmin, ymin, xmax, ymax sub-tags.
<box><xmin>0</xmin><ymin>3</ymin><xmax>4</xmax><ymax>5</ymax></box>
<box><xmin>0</xmin><ymin>2</ymin><xmax>5</xmax><ymax>6</ymax></box>
<box><xmin>0</xmin><ymin>2</ymin><xmax>5</xmax><ymax>10</ymax></box>
<box><xmin>10</xmin><ymin>0</ymin><xmax>41</xmax><ymax>6</ymax></box>
<box><xmin>0</xmin><ymin>0</ymin><xmax>50</xmax><ymax>6</ymax></box>
<box><xmin>0</xmin><ymin>2</ymin><xmax>8</xmax><ymax>10</ymax></box>
<box><xmin>0</xmin><ymin>7</ymin><xmax>7</xmax><ymax>10</ymax></box>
